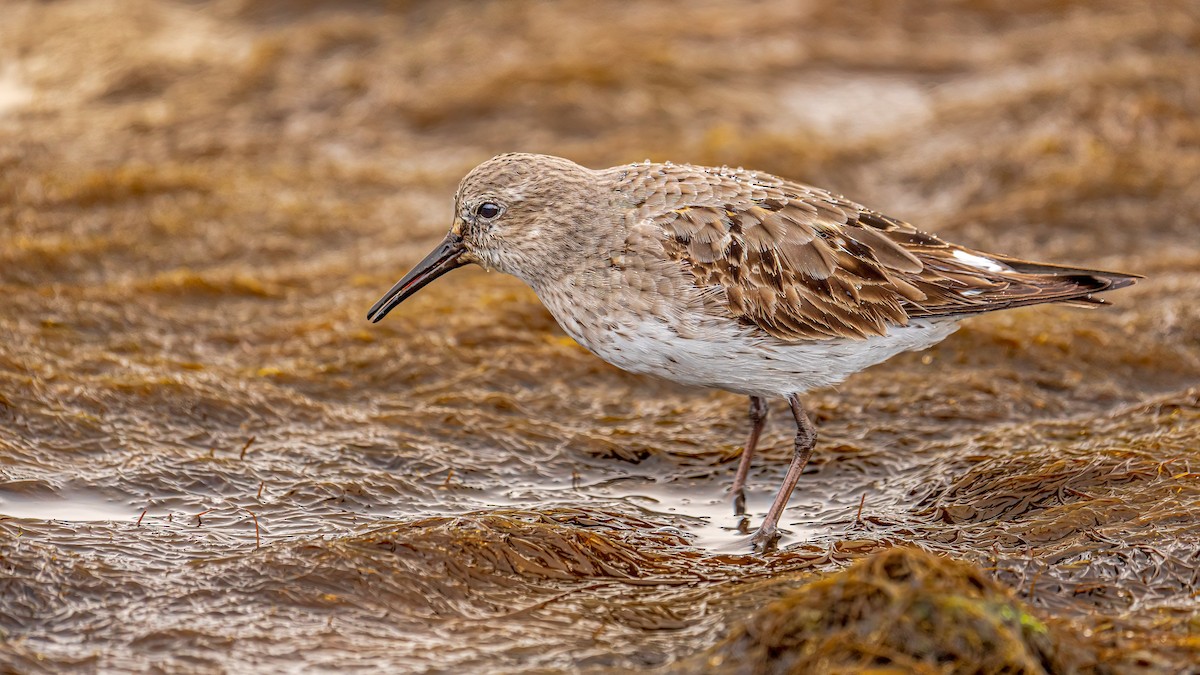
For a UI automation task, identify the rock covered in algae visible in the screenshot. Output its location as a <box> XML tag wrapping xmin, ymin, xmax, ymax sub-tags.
<box><xmin>688</xmin><ymin>547</ymin><xmax>1100</xmax><ymax>675</ymax></box>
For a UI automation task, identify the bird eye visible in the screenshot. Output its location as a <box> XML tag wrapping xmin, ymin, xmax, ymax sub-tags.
<box><xmin>475</xmin><ymin>202</ymin><xmax>502</xmax><ymax>219</ymax></box>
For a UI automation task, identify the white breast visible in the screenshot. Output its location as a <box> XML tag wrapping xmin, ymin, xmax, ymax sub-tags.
<box><xmin>554</xmin><ymin>310</ymin><xmax>959</xmax><ymax>399</ymax></box>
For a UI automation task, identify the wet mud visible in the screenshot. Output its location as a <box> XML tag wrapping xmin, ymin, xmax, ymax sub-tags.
<box><xmin>2</xmin><ymin>0</ymin><xmax>1199</xmax><ymax>672</ymax></box>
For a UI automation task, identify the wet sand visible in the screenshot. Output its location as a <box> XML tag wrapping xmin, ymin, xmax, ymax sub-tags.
<box><xmin>2</xmin><ymin>0</ymin><xmax>1199</xmax><ymax>672</ymax></box>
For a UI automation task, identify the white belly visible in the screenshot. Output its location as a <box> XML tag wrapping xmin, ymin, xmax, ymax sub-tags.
<box><xmin>555</xmin><ymin>312</ymin><xmax>958</xmax><ymax>398</ymax></box>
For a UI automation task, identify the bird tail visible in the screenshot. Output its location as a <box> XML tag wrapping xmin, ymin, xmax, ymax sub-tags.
<box><xmin>991</xmin><ymin>257</ymin><xmax>1141</xmax><ymax>308</ymax></box>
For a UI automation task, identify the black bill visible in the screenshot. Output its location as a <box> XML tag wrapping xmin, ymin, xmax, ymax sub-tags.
<box><xmin>367</xmin><ymin>233</ymin><xmax>468</xmax><ymax>322</ymax></box>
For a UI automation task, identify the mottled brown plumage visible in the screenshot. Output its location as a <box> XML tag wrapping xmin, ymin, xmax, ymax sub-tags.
<box><xmin>368</xmin><ymin>153</ymin><xmax>1139</xmax><ymax>551</ymax></box>
<box><xmin>613</xmin><ymin>162</ymin><xmax>1134</xmax><ymax>342</ymax></box>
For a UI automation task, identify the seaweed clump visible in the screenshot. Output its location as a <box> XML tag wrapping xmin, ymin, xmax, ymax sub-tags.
<box><xmin>693</xmin><ymin>547</ymin><xmax>1098</xmax><ymax>675</ymax></box>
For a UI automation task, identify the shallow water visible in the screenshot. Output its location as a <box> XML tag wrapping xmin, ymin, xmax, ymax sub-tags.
<box><xmin>0</xmin><ymin>485</ymin><xmax>131</xmax><ymax>522</ymax></box>
<box><xmin>3</xmin><ymin>0</ymin><xmax>1200</xmax><ymax>672</ymax></box>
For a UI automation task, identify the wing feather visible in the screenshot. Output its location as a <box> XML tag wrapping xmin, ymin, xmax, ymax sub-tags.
<box><xmin>640</xmin><ymin>167</ymin><xmax>1139</xmax><ymax>341</ymax></box>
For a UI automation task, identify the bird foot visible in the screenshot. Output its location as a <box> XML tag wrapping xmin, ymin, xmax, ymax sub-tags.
<box><xmin>732</xmin><ymin>488</ymin><xmax>747</xmax><ymax>516</ymax></box>
<box><xmin>749</xmin><ymin>526</ymin><xmax>780</xmax><ymax>553</ymax></box>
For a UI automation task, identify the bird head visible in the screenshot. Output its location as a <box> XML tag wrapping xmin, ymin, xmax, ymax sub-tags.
<box><xmin>367</xmin><ymin>153</ymin><xmax>600</xmax><ymax>323</ymax></box>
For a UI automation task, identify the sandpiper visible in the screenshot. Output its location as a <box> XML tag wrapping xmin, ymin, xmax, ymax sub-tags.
<box><xmin>367</xmin><ymin>153</ymin><xmax>1138</xmax><ymax>550</ymax></box>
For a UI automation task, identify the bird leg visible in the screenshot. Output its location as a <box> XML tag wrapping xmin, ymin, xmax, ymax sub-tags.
<box><xmin>730</xmin><ymin>395</ymin><xmax>768</xmax><ymax>516</ymax></box>
<box><xmin>750</xmin><ymin>394</ymin><xmax>816</xmax><ymax>552</ymax></box>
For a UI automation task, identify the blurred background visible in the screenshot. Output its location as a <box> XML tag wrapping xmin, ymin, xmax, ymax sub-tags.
<box><xmin>2</xmin><ymin>1</ymin><xmax>1199</xmax><ymax>672</ymax></box>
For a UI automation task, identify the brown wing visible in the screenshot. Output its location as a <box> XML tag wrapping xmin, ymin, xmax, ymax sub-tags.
<box><xmin>651</xmin><ymin>177</ymin><xmax>1138</xmax><ymax>341</ymax></box>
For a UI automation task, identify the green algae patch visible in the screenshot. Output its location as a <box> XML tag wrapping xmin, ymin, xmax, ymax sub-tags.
<box><xmin>695</xmin><ymin>548</ymin><xmax>1093</xmax><ymax>674</ymax></box>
